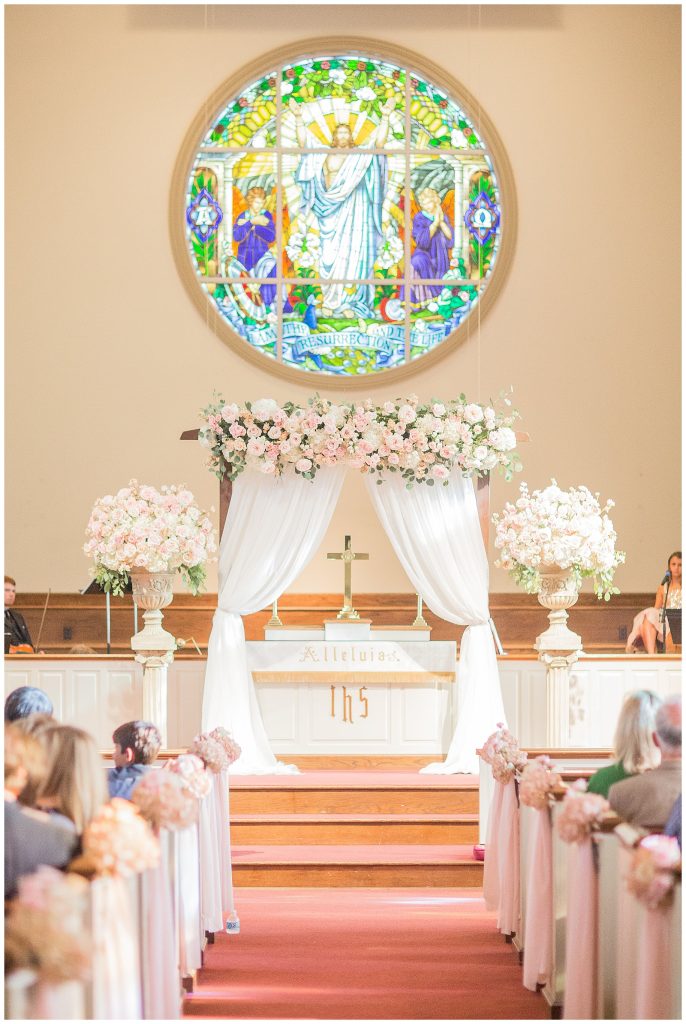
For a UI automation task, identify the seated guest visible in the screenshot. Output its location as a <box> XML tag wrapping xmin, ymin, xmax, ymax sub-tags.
<box><xmin>4</xmin><ymin>724</ymin><xmax>78</xmax><ymax>898</ymax></box>
<box><xmin>587</xmin><ymin>690</ymin><xmax>662</xmax><ymax>797</ymax></box>
<box><xmin>626</xmin><ymin>551</ymin><xmax>682</xmax><ymax>653</ymax></box>
<box><xmin>36</xmin><ymin>723</ymin><xmax>108</xmax><ymax>834</ymax></box>
<box><xmin>5</xmin><ymin>722</ymin><xmax>48</xmax><ymax>803</ymax></box>
<box><xmin>665</xmin><ymin>794</ymin><xmax>682</xmax><ymax>848</ymax></box>
<box><xmin>4</xmin><ymin>576</ymin><xmax>34</xmax><ymax>653</ymax></box>
<box><xmin>12</xmin><ymin>714</ymin><xmax>54</xmax><ymax>805</ymax></box>
<box><xmin>11</xmin><ymin>712</ymin><xmax>54</xmax><ymax>736</ymax></box>
<box><xmin>108</xmin><ymin>720</ymin><xmax>162</xmax><ymax>800</ymax></box>
<box><xmin>4</xmin><ymin>685</ymin><xmax>53</xmax><ymax>722</ymax></box>
<box><xmin>609</xmin><ymin>695</ymin><xmax>681</xmax><ymax>829</ymax></box>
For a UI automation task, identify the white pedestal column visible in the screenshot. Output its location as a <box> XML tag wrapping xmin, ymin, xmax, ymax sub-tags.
<box><xmin>135</xmin><ymin>651</ymin><xmax>174</xmax><ymax>748</ymax></box>
<box><xmin>539</xmin><ymin>651</ymin><xmax>580</xmax><ymax>748</ymax></box>
<box><xmin>130</xmin><ymin>572</ymin><xmax>177</xmax><ymax>747</ymax></box>
<box><xmin>534</xmin><ymin>568</ymin><xmax>582</xmax><ymax>748</ymax></box>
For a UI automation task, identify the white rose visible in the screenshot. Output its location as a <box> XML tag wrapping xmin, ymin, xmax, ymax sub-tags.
<box><xmin>464</xmin><ymin>404</ymin><xmax>484</xmax><ymax>424</ymax></box>
<box><xmin>362</xmin><ymin>427</ymin><xmax>382</xmax><ymax>449</ymax></box>
<box><xmin>221</xmin><ymin>403</ymin><xmax>239</xmax><ymax>422</ymax></box>
<box><xmin>251</xmin><ymin>399</ymin><xmax>281</xmax><ymax>422</ymax></box>
<box><xmin>296</xmin><ymin>458</ymin><xmax>312</xmax><ymax>473</ymax></box>
<box><xmin>488</xmin><ymin>427</ymin><xmax>517</xmax><ymax>452</ymax></box>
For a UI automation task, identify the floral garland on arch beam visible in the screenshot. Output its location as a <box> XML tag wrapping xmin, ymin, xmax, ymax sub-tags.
<box><xmin>199</xmin><ymin>393</ymin><xmax>522</xmax><ymax>488</ymax></box>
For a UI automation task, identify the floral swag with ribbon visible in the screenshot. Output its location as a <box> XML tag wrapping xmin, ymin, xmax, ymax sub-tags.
<box><xmin>199</xmin><ymin>392</ymin><xmax>521</xmax><ymax>487</ymax></box>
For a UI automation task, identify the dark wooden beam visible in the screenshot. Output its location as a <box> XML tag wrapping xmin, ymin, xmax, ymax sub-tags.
<box><xmin>182</xmin><ymin>429</ymin><xmax>231</xmax><ymax>540</ymax></box>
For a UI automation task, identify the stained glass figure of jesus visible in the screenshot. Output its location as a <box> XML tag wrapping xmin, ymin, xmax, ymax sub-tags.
<box><xmin>288</xmin><ymin>96</ymin><xmax>396</xmax><ymax>318</ymax></box>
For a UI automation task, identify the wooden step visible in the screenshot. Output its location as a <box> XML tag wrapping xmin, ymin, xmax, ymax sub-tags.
<box><xmin>230</xmin><ymin>774</ymin><xmax>478</xmax><ymax>816</ymax></box>
<box><xmin>231</xmin><ymin>787</ymin><xmax>478</xmax><ymax>815</ymax></box>
<box><xmin>231</xmin><ymin>812</ymin><xmax>479</xmax><ymax>845</ymax></box>
<box><xmin>232</xmin><ymin>844</ymin><xmax>483</xmax><ymax>888</ymax></box>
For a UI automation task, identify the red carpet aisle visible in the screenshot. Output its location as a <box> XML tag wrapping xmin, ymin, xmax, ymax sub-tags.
<box><xmin>183</xmin><ymin>887</ymin><xmax>547</xmax><ymax>1019</ymax></box>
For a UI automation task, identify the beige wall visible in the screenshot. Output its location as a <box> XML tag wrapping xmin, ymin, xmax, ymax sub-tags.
<box><xmin>5</xmin><ymin>5</ymin><xmax>681</xmax><ymax>595</ymax></box>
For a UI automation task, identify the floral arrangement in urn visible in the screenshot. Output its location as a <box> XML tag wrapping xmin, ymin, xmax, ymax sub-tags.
<box><xmin>493</xmin><ymin>481</ymin><xmax>624</xmax><ymax>600</ymax></box>
<box><xmin>626</xmin><ymin>834</ymin><xmax>681</xmax><ymax>910</ymax></box>
<box><xmin>556</xmin><ymin>780</ymin><xmax>610</xmax><ymax>843</ymax></box>
<box><xmin>519</xmin><ymin>755</ymin><xmax>562</xmax><ymax>809</ymax></box>
<box><xmin>84</xmin><ymin>480</ymin><xmax>216</xmax><ymax>596</ymax></box>
<box><xmin>131</xmin><ymin>770</ymin><xmax>199</xmax><ymax>832</ymax></box>
<box><xmin>479</xmin><ymin>723</ymin><xmax>528</xmax><ymax>784</ymax></box>
<box><xmin>199</xmin><ymin>392</ymin><xmax>521</xmax><ymax>488</ymax></box>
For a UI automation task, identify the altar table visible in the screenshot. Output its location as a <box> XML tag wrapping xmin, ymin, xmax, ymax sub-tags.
<box><xmin>245</xmin><ymin>639</ymin><xmax>457</xmax><ymax>755</ymax></box>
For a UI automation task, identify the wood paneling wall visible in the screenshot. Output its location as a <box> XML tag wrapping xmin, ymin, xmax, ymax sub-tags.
<box><xmin>14</xmin><ymin>591</ymin><xmax>652</xmax><ymax>655</ymax></box>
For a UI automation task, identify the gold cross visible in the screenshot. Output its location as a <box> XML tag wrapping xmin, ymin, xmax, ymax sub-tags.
<box><xmin>327</xmin><ymin>535</ymin><xmax>369</xmax><ymax>620</ymax></box>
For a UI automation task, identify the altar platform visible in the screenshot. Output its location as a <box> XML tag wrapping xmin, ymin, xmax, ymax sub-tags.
<box><xmin>229</xmin><ymin>769</ymin><xmax>481</xmax><ymax>887</ymax></box>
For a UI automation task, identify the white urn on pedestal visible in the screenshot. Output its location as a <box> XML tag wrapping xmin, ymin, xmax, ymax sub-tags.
<box><xmin>130</xmin><ymin>571</ymin><xmax>176</xmax><ymax>747</ymax></box>
<box><xmin>534</xmin><ymin>566</ymin><xmax>582</xmax><ymax>748</ymax></box>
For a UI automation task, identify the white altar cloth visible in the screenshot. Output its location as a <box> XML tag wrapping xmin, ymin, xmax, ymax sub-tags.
<box><xmin>246</xmin><ymin>639</ymin><xmax>456</xmax><ymax>684</ymax></box>
<box><xmin>245</xmin><ymin>639</ymin><xmax>457</xmax><ymax>755</ymax></box>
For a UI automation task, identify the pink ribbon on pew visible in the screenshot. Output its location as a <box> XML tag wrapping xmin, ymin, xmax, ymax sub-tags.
<box><xmin>91</xmin><ymin>876</ymin><xmax>141</xmax><ymax>1019</ymax></box>
<box><xmin>140</xmin><ymin>835</ymin><xmax>180</xmax><ymax>1019</ymax></box>
<box><xmin>198</xmin><ymin>785</ymin><xmax>224</xmax><ymax>934</ymax></box>
<box><xmin>563</xmin><ymin>838</ymin><xmax>597</xmax><ymax>1019</ymax></box>
<box><xmin>483</xmin><ymin>780</ymin><xmax>504</xmax><ymax>912</ymax></box>
<box><xmin>33</xmin><ymin>981</ymin><xmax>84</xmax><ymax>1020</ymax></box>
<box><xmin>177</xmin><ymin>824</ymin><xmax>203</xmax><ymax>977</ymax></box>
<box><xmin>522</xmin><ymin>806</ymin><xmax>553</xmax><ymax>991</ymax></box>
<box><xmin>635</xmin><ymin>903</ymin><xmax>673</xmax><ymax>1019</ymax></box>
<box><xmin>214</xmin><ymin>769</ymin><xmax>237</xmax><ymax>923</ymax></box>
<box><xmin>496</xmin><ymin>779</ymin><xmax>520</xmax><ymax>936</ymax></box>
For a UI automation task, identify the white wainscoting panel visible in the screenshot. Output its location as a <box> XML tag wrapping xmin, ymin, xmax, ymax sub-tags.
<box><xmin>4</xmin><ymin>655</ymin><xmax>682</xmax><ymax>754</ymax></box>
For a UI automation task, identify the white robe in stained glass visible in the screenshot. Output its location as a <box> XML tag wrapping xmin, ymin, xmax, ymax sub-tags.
<box><xmin>296</xmin><ymin>150</ymin><xmax>386</xmax><ymax>316</ymax></box>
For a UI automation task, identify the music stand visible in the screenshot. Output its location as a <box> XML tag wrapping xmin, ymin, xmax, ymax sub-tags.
<box><xmin>666</xmin><ymin>609</ymin><xmax>682</xmax><ymax>647</ymax></box>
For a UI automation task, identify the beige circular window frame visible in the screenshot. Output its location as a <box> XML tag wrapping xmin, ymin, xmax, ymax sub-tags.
<box><xmin>170</xmin><ymin>37</ymin><xmax>517</xmax><ymax>391</ymax></box>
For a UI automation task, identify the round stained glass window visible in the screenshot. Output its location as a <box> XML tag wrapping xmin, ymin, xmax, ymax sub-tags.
<box><xmin>173</xmin><ymin>41</ymin><xmax>515</xmax><ymax>385</ymax></box>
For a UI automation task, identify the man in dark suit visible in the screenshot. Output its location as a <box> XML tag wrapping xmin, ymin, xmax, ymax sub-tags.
<box><xmin>4</xmin><ymin>575</ymin><xmax>34</xmax><ymax>653</ymax></box>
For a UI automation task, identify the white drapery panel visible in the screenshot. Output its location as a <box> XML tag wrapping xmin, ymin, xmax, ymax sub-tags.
<box><xmin>201</xmin><ymin>466</ymin><xmax>345</xmax><ymax>773</ymax></box>
<box><xmin>365</xmin><ymin>469</ymin><xmax>505</xmax><ymax>773</ymax></box>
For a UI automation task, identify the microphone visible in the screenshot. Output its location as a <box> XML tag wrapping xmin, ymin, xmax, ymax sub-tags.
<box><xmin>661</xmin><ymin>570</ymin><xmax>672</xmax><ymax>585</ymax></box>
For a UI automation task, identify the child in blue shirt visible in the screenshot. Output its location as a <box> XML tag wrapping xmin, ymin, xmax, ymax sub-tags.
<box><xmin>108</xmin><ymin>720</ymin><xmax>161</xmax><ymax>800</ymax></box>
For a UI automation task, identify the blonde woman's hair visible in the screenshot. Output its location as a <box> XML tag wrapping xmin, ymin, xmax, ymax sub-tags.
<box><xmin>613</xmin><ymin>690</ymin><xmax>662</xmax><ymax>773</ymax></box>
<box><xmin>4</xmin><ymin>723</ymin><xmax>47</xmax><ymax>803</ymax></box>
<box><xmin>37</xmin><ymin>724</ymin><xmax>107</xmax><ymax>833</ymax></box>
